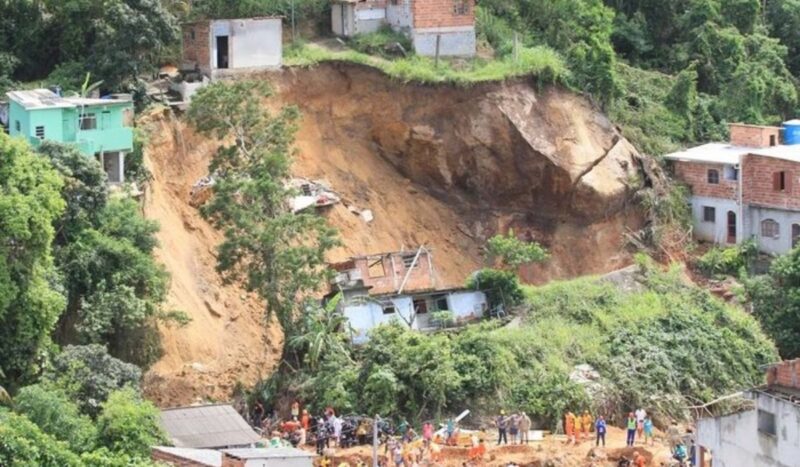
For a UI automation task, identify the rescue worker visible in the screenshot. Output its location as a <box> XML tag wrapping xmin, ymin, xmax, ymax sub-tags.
<box><xmin>518</xmin><ymin>412</ymin><xmax>532</xmax><ymax>444</ymax></box>
<box><xmin>581</xmin><ymin>410</ymin><xmax>592</xmax><ymax>441</ymax></box>
<box><xmin>626</xmin><ymin>412</ymin><xmax>637</xmax><ymax>447</ymax></box>
<box><xmin>564</xmin><ymin>411</ymin><xmax>575</xmax><ymax>444</ymax></box>
<box><xmin>573</xmin><ymin>412</ymin><xmax>583</xmax><ymax>444</ymax></box>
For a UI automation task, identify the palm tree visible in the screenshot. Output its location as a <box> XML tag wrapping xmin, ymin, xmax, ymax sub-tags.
<box><xmin>288</xmin><ymin>293</ymin><xmax>353</xmax><ymax>370</ymax></box>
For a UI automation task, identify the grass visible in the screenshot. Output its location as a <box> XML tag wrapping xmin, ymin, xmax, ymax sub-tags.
<box><xmin>284</xmin><ymin>42</ymin><xmax>570</xmax><ymax>86</ymax></box>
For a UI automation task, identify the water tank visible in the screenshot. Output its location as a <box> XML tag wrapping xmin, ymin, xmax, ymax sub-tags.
<box><xmin>783</xmin><ymin>119</ymin><xmax>800</xmax><ymax>145</ymax></box>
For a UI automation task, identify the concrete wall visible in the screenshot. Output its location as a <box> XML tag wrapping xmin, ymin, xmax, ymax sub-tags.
<box><xmin>386</xmin><ymin>0</ymin><xmax>413</xmax><ymax>30</ymax></box>
<box><xmin>228</xmin><ymin>19</ymin><xmax>282</xmax><ymax>70</ymax></box>
<box><xmin>690</xmin><ymin>195</ymin><xmax>740</xmax><ymax>244</ymax></box>
<box><xmin>730</xmin><ymin>123</ymin><xmax>781</xmax><ymax>148</ymax></box>
<box><xmin>342</xmin><ymin>295</ymin><xmax>414</xmax><ymax>344</ymax></box>
<box><xmin>412</xmin><ymin>27</ymin><xmax>476</xmax><ymax>57</ymax></box>
<box><xmin>697</xmin><ymin>393</ymin><xmax>800</xmax><ymax>467</ymax></box>
<box><xmin>746</xmin><ymin>206</ymin><xmax>800</xmax><ymax>254</ymax></box>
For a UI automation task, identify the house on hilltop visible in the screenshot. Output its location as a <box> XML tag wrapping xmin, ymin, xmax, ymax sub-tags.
<box><xmin>182</xmin><ymin>17</ymin><xmax>283</xmax><ymax>78</ymax></box>
<box><xmin>328</xmin><ymin>247</ymin><xmax>487</xmax><ymax>343</ymax></box>
<box><xmin>331</xmin><ymin>0</ymin><xmax>476</xmax><ymax>57</ymax></box>
<box><xmin>665</xmin><ymin>121</ymin><xmax>800</xmax><ymax>254</ymax></box>
<box><xmin>5</xmin><ymin>88</ymin><xmax>133</xmax><ymax>183</ymax></box>
<box><xmin>695</xmin><ymin>359</ymin><xmax>800</xmax><ymax>467</ymax></box>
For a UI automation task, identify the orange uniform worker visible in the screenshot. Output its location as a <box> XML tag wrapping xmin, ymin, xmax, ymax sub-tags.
<box><xmin>633</xmin><ymin>451</ymin><xmax>646</xmax><ymax>467</ymax></box>
<box><xmin>581</xmin><ymin>411</ymin><xmax>592</xmax><ymax>440</ymax></box>
<box><xmin>564</xmin><ymin>412</ymin><xmax>575</xmax><ymax>444</ymax></box>
<box><xmin>573</xmin><ymin>413</ymin><xmax>583</xmax><ymax>443</ymax></box>
<box><xmin>468</xmin><ymin>440</ymin><xmax>487</xmax><ymax>460</ymax></box>
<box><xmin>301</xmin><ymin>409</ymin><xmax>310</xmax><ymax>431</ymax></box>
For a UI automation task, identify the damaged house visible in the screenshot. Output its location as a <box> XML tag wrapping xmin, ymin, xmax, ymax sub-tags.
<box><xmin>327</xmin><ymin>247</ymin><xmax>487</xmax><ymax>343</ymax></box>
<box><xmin>331</xmin><ymin>0</ymin><xmax>477</xmax><ymax>57</ymax></box>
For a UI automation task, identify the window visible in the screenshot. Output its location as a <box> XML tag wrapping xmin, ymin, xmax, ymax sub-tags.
<box><xmin>402</xmin><ymin>253</ymin><xmax>419</xmax><ymax>269</ymax></box>
<box><xmin>122</xmin><ymin>108</ymin><xmax>134</xmax><ymax>128</ymax></box>
<box><xmin>453</xmin><ymin>0</ymin><xmax>469</xmax><ymax>15</ymax></box>
<box><xmin>770</xmin><ymin>135</ymin><xmax>777</xmax><ymax>147</ymax></box>
<box><xmin>413</xmin><ymin>299</ymin><xmax>428</xmax><ymax>315</ymax></box>
<box><xmin>707</xmin><ymin>169</ymin><xmax>719</xmax><ymax>184</ymax></box>
<box><xmin>14</xmin><ymin>120</ymin><xmax>20</xmax><ymax>132</ymax></box>
<box><xmin>724</xmin><ymin>165</ymin><xmax>738</xmax><ymax>181</ymax></box>
<box><xmin>35</xmin><ymin>126</ymin><xmax>45</xmax><ymax>140</ymax></box>
<box><xmin>793</xmin><ymin>224</ymin><xmax>800</xmax><ymax>248</ymax></box>
<box><xmin>761</xmin><ymin>219</ymin><xmax>780</xmax><ymax>239</ymax></box>
<box><xmin>773</xmin><ymin>171</ymin><xmax>789</xmax><ymax>192</ymax></box>
<box><xmin>433</xmin><ymin>295</ymin><xmax>449</xmax><ymax>311</ymax></box>
<box><xmin>702</xmin><ymin>206</ymin><xmax>716</xmax><ymax>223</ymax></box>
<box><xmin>368</xmin><ymin>258</ymin><xmax>386</xmax><ymax>278</ymax></box>
<box><xmin>758</xmin><ymin>410</ymin><xmax>776</xmax><ymax>437</ymax></box>
<box><xmin>190</xmin><ymin>28</ymin><xmax>196</xmax><ymax>41</ymax></box>
<box><xmin>79</xmin><ymin>113</ymin><xmax>97</xmax><ymax>130</ymax></box>
<box><xmin>382</xmin><ymin>303</ymin><xmax>396</xmax><ymax>315</ymax></box>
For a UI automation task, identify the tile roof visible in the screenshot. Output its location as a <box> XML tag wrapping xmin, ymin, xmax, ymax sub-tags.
<box><xmin>160</xmin><ymin>404</ymin><xmax>262</xmax><ymax>449</ymax></box>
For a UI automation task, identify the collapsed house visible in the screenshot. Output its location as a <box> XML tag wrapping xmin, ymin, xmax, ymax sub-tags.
<box><xmin>331</xmin><ymin>0</ymin><xmax>477</xmax><ymax>57</ymax></box>
<box><xmin>695</xmin><ymin>359</ymin><xmax>800</xmax><ymax>467</ymax></box>
<box><xmin>327</xmin><ymin>247</ymin><xmax>487</xmax><ymax>343</ymax></box>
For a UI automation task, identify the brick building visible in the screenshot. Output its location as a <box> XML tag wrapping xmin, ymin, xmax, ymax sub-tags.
<box><xmin>665</xmin><ymin>122</ymin><xmax>800</xmax><ymax>254</ymax></box>
<box><xmin>696</xmin><ymin>359</ymin><xmax>800</xmax><ymax>467</ymax></box>
<box><xmin>328</xmin><ymin>247</ymin><xmax>487</xmax><ymax>342</ymax></box>
<box><xmin>182</xmin><ymin>17</ymin><xmax>282</xmax><ymax>78</ymax></box>
<box><xmin>331</xmin><ymin>0</ymin><xmax>476</xmax><ymax>57</ymax></box>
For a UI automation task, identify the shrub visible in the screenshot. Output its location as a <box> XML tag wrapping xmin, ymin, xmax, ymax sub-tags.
<box><xmin>696</xmin><ymin>238</ymin><xmax>758</xmax><ymax>277</ymax></box>
<box><xmin>0</xmin><ymin>409</ymin><xmax>81</xmax><ymax>466</ymax></box>
<box><xmin>467</xmin><ymin>269</ymin><xmax>524</xmax><ymax>310</ymax></box>
<box><xmin>14</xmin><ymin>385</ymin><xmax>96</xmax><ymax>452</ymax></box>
<box><xmin>95</xmin><ymin>388</ymin><xmax>167</xmax><ymax>457</ymax></box>
<box><xmin>350</xmin><ymin>26</ymin><xmax>412</xmax><ymax>57</ymax></box>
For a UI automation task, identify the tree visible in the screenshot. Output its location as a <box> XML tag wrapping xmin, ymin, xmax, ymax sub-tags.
<box><xmin>187</xmin><ymin>80</ymin><xmax>339</xmax><ymax>352</ymax></box>
<box><xmin>14</xmin><ymin>384</ymin><xmax>97</xmax><ymax>452</ymax></box>
<box><xmin>766</xmin><ymin>0</ymin><xmax>800</xmax><ymax>76</ymax></box>
<box><xmin>486</xmin><ymin>230</ymin><xmax>549</xmax><ymax>269</ymax></box>
<box><xmin>44</xmin><ymin>345</ymin><xmax>142</xmax><ymax>418</ymax></box>
<box><xmin>0</xmin><ymin>133</ymin><xmax>65</xmax><ymax>390</ymax></box>
<box><xmin>288</xmin><ymin>294</ymin><xmax>352</xmax><ymax>370</ymax></box>
<box><xmin>744</xmin><ymin>246</ymin><xmax>800</xmax><ymax>359</ymax></box>
<box><xmin>466</xmin><ymin>269</ymin><xmax>525</xmax><ymax>310</ymax></box>
<box><xmin>95</xmin><ymin>388</ymin><xmax>167</xmax><ymax>457</ymax></box>
<box><xmin>0</xmin><ymin>409</ymin><xmax>81</xmax><ymax>466</ymax></box>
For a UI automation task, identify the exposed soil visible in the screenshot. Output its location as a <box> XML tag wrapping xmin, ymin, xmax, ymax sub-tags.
<box><xmin>141</xmin><ymin>62</ymin><xmax>651</xmax><ymax>405</ymax></box>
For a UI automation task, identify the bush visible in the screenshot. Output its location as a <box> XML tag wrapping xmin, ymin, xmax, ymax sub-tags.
<box><xmin>696</xmin><ymin>238</ymin><xmax>757</xmax><ymax>277</ymax></box>
<box><xmin>95</xmin><ymin>388</ymin><xmax>167</xmax><ymax>457</ymax></box>
<box><xmin>467</xmin><ymin>269</ymin><xmax>524</xmax><ymax>310</ymax></box>
<box><xmin>0</xmin><ymin>409</ymin><xmax>81</xmax><ymax>466</ymax></box>
<box><xmin>350</xmin><ymin>26</ymin><xmax>412</xmax><ymax>57</ymax></box>
<box><xmin>14</xmin><ymin>385</ymin><xmax>96</xmax><ymax>452</ymax></box>
<box><xmin>45</xmin><ymin>345</ymin><xmax>142</xmax><ymax>418</ymax></box>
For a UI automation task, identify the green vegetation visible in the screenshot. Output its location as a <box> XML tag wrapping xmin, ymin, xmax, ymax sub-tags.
<box><xmin>349</xmin><ymin>26</ymin><xmax>412</xmax><ymax>58</ymax></box>
<box><xmin>258</xmin><ymin>258</ymin><xmax>775</xmax><ymax>426</ymax></box>
<box><xmin>697</xmin><ymin>239</ymin><xmax>758</xmax><ymax>277</ymax></box>
<box><xmin>743</xmin><ymin>246</ymin><xmax>800</xmax><ymax>359</ymax></box>
<box><xmin>466</xmin><ymin>269</ymin><xmax>525</xmax><ymax>310</ymax></box>
<box><xmin>486</xmin><ymin>230</ymin><xmax>549</xmax><ymax>269</ymax></box>
<box><xmin>284</xmin><ymin>43</ymin><xmax>570</xmax><ymax>85</ymax></box>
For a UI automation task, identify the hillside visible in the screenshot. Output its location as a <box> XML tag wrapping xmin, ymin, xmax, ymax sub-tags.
<box><xmin>141</xmin><ymin>62</ymin><xmax>649</xmax><ymax>404</ymax></box>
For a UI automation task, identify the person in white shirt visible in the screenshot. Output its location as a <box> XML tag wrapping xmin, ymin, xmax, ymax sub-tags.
<box><xmin>634</xmin><ymin>408</ymin><xmax>647</xmax><ymax>444</ymax></box>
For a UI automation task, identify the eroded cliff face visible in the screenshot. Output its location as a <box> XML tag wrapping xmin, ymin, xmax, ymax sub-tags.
<box><xmin>272</xmin><ymin>62</ymin><xmax>645</xmax><ymax>282</ymax></box>
<box><xmin>142</xmin><ymin>63</ymin><xmax>648</xmax><ymax>405</ymax></box>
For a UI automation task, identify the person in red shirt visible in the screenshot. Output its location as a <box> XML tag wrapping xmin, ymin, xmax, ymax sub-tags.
<box><xmin>633</xmin><ymin>451</ymin><xmax>646</xmax><ymax>467</ymax></box>
<box><xmin>301</xmin><ymin>409</ymin><xmax>310</xmax><ymax>431</ymax></box>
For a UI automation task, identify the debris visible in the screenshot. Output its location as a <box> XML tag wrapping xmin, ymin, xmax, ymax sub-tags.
<box><xmin>359</xmin><ymin>209</ymin><xmax>374</xmax><ymax>223</ymax></box>
<box><xmin>190</xmin><ymin>176</ymin><xmax>215</xmax><ymax>207</ymax></box>
<box><xmin>288</xmin><ymin>178</ymin><xmax>341</xmax><ymax>213</ymax></box>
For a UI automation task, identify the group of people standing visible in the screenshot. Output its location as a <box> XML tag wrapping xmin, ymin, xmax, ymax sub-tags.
<box><xmin>563</xmin><ymin>410</ymin><xmax>597</xmax><ymax>445</ymax></box>
<box><xmin>625</xmin><ymin>408</ymin><xmax>654</xmax><ymax>447</ymax></box>
<box><xmin>494</xmin><ymin>410</ymin><xmax>533</xmax><ymax>445</ymax></box>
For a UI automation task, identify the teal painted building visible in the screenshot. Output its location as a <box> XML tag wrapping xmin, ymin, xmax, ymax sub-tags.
<box><xmin>6</xmin><ymin>89</ymin><xmax>134</xmax><ymax>183</ymax></box>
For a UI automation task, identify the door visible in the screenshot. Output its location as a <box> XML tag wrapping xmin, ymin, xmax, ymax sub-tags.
<box><xmin>793</xmin><ymin>224</ymin><xmax>800</xmax><ymax>248</ymax></box>
<box><xmin>727</xmin><ymin>211</ymin><xmax>737</xmax><ymax>244</ymax></box>
<box><xmin>215</xmin><ymin>35</ymin><xmax>229</xmax><ymax>69</ymax></box>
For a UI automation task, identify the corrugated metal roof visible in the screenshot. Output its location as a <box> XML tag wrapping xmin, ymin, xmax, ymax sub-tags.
<box><xmin>160</xmin><ymin>404</ymin><xmax>262</xmax><ymax>449</ymax></box>
<box><xmin>222</xmin><ymin>447</ymin><xmax>317</xmax><ymax>460</ymax></box>
<box><xmin>152</xmin><ymin>446</ymin><xmax>222</xmax><ymax>466</ymax></box>
<box><xmin>664</xmin><ymin>142</ymin><xmax>800</xmax><ymax>165</ymax></box>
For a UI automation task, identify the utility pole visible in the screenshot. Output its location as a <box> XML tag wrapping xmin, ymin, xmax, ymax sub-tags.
<box><xmin>291</xmin><ymin>0</ymin><xmax>297</xmax><ymax>42</ymax></box>
<box><xmin>435</xmin><ymin>34</ymin><xmax>441</xmax><ymax>68</ymax></box>
<box><xmin>372</xmin><ymin>415</ymin><xmax>379</xmax><ymax>467</ymax></box>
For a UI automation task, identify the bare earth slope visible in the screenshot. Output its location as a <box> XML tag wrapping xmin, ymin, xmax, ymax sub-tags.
<box><xmin>142</xmin><ymin>63</ymin><xmax>647</xmax><ymax>405</ymax></box>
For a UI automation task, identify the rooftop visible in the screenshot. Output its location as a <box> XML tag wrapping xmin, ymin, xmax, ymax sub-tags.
<box><xmin>160</xmin><ymin>404</ymin><xmax>262</xmax><ymax>449</ymax></box>
<box><xmin>6</xmin><ymin>89</ymin><xmax>131</xmax><ymax>110</ymax></box>
<box><xmin>222</xmin><ymin>447</ymin><xmax>317</xmax><ymax>460</ymax></box>
<box><xmin>664</xmin><ymin>142</ymin><xmax>800</xmax><ymax>165</ymax></box>
<box><xmin>152</xmin><ymin>446</ymin><xmax>222</xmax><ymax>466</ymax></box>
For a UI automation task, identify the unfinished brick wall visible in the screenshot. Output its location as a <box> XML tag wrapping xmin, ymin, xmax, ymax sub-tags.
<box><xmin>151</xmin><ymin>449</ymin><xmax>211</xmax><ymax>466</ymax></box>
<box><xmin>742</xmin><ymin>154</ymin><xmax>800</xmax><ymax>209</ymax></box>
<box><xmin>729</xmin><ymin>123</ymin><xmax>781</xmax><ymax>148</ymax></box>
<box><xmin>412</xmin><ymin>0</ymin><xmax>475</xmax><ymax>29</ymax></box>
<box><xmin>351</xmin><ymin>251</ymin><xmax>436</xmax><ymax>295</ymax></box>
<box><xmin>766</xmin><ymin>359</ymin><xmax>800</xmax><ymax>389</ymax></box>
<box><xmin>221</xmin><ymin>456</ymin><xmax>245</xmax><ymax>467</ymax></box>
<box><xmin>673</xmin><ymin>161</ymin><xmax>737</xmax><ymax>200</ymax></box>
<box><xmin>182</xmin><ymin>21</ymin><xmax>210</xmax><ymax>70</ymax></box>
